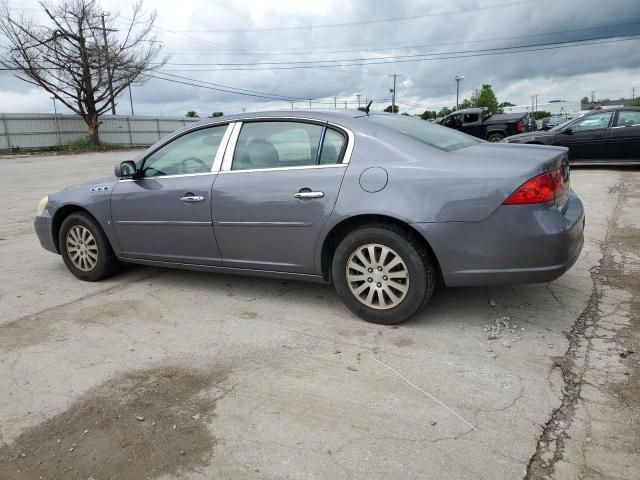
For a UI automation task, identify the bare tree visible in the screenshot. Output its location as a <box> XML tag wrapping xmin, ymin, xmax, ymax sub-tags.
<box><xmin>0</xmin><ymin>0</ymin><xmax>167</xmax><ymax>145</ymax></box>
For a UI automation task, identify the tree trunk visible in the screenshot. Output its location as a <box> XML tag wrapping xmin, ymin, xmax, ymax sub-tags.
<box><xmin>87</xmin><ymin>115</ymin><xmax>100</xmax><ymax>146</ymax></box>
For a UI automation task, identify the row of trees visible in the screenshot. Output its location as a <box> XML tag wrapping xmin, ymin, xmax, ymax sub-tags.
<box><xmin>185</xmin><ymin>111</ymin><xmax>224</xmax><ymax>118</ymax></box>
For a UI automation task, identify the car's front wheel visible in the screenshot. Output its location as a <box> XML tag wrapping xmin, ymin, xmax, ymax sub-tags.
<box><xmin>332</xmin><ymin>225</ymin><xmax>435</xmax><ymax>324</ymax></box>
<box><xmin>59</xmin><ymin>212</ymin><xmax>121</xmax><ymax>281</ymax></box>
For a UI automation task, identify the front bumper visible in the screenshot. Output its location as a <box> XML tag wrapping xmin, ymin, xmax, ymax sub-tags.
<box><xmin>34</xmin><ymin>215</ymin><xmax>58</xmax><ymax>254</ymax></box>
<box><xmin>413</xmin><ymin>191</ymin><xmax>585</xmax><ymax>287</ymax></box>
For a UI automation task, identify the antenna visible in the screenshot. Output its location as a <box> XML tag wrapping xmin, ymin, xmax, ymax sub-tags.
<box><xmin>358</xmin><ymin>100</ymin><xmax>373</xmax><ymax>114</ymax></box>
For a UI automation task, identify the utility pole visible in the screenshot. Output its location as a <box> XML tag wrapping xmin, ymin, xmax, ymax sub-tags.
<box><xmin>128</xmin><ymin>84</ymin><xmax>134</xmax><ymax>115</ymax></box>
<box><xmin>633</xmin><ymin>87</ymin><xmax>636</xmax><ymax>101</ymax></box>
<box><xmin>591</xmin><ymin>90</ymin><xmax>596</xmax><ymax>104</ymax></box>
<box><xmin>290</xmin><ymin>101</ymin><xmax>294</xmax><ymax>110</ymax></box>
<box><xmin>333</xmin><ymin>96</ymin><xmax>337</xmax><ymax>108</ymax></box>
<box><xmin>356</xmin><ymin>93</ymin><xmax>361</xmax><ymax>108</ymax></box>
<box><xmin>390</xmin><ymin>73</ymin><xmax>402</xmax><ymax>113</ymax></box>
<box><xmin>454</xmin><ymin>75</ymin><xmax>465</xmax><ymax>110</ymax></box>
<box><xmin>308</xmin><ymin>99</ymin><xmax>312</xmax><ymax>109</ymax></box>
<box><xmin>100</xmin><ymin>12</ymin><xmax>116</xmax><ymax>115</ymax></box>
<box><xmin>51</xmin><ymin>96</ymin><xmax>61</xmax><ymax>147</ymax></box>
<box><xmin>344</xmin><ymin>100</ymin><xmax>347</xmax><ymax>109</ymax></box>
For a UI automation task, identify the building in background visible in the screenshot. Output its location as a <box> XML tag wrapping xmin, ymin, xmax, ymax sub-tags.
<box><xmin>502</xmin><ymin>101</ymin><xmax>581</xmax><ymax>116</ymax></box>
<box><xmin>581</xmin><ymin>97</ymin><xmax>636</xmax><ymax>110</ymax></box>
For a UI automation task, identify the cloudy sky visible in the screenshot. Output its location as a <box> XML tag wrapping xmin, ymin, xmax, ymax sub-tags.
<box><xmin>1</xmin><ymin>0</ymin><xmax>639</xmax><ymax>116</ymax></box>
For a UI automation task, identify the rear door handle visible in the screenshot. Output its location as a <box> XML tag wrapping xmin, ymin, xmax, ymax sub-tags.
<box><xmin>294</xmin><ymin>191</ymin><xmax>324</xmax><ymax>199</ymax></box>
<box><xmin>180</xmin><ymin>193</ymin><xmax>205</xmax><ymax>202</ymax></box>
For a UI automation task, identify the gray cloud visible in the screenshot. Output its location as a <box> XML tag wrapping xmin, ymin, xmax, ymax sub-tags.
<box><xmin>2</xmin><ymin>0</ymin><xmax>639</xmax><ymax>115</ymax></box>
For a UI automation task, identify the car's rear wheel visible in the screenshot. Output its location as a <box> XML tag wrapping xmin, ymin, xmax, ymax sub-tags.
<box><xmin>332</xmin><ymin>225</ymin><xmax>435</xmax><ymax>324</ymax></box>
<box><xmin>487</xmin><ymin>133</ymin><xmax>504</xmax><ymax>142</ymax></box>
<box><xmin>59</xmin><ymin>212</ymin><xmax>121</xmax><ymax>281</ymax></box>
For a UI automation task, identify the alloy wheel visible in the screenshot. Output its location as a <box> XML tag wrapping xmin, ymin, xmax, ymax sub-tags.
<box><xmin>66</xmin><ymin>225</ymin><xmax>98</xmax><ymax>272</ymax></box>
<box><xmin>346</xmin><ymin>243</ymin><xmax>410</xmax><ymax>310</ymax></box>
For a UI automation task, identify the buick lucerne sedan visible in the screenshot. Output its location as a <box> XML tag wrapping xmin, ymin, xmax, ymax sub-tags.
<box><xmin>34</xmin><ymin>111</ymin><xmax>585</xmax><ymax>324</ymax></box>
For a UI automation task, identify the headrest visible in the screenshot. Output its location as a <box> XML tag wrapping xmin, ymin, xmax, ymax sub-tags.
<box><xmin>247</xmin><ymin>140</ymin><xmax>279</xmax><ymax>168</ymax></box>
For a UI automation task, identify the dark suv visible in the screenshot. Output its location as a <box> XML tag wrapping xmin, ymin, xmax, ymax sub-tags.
<box><xmin>503</xmin><ymin>108</ymin><xmax>640</xmax><ymax>165</ymax></box>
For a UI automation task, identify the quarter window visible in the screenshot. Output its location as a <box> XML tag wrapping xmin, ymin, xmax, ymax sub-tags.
<box><xmin>232</xmin><ymin>122</ymin><xmax>324</xmax><ymax>170</ymax></box>
<box><xmin>616</xmin><ymin>111</ymin><xmax>640</xmax><ymax>127</ymax></box>
<box><xmin>319</xmin><ymin>128</ymin><xmax>346</xmax><ymax>164</ymax></box>
<box><xmin>571</xmin><ymin>112</ymin><xmax>613</xmax><ymax>132</ymax></box>
<box><xmin>143</xmin><ymin>125</ymin><xmax>227</xmax><ymax>177</ymax></box>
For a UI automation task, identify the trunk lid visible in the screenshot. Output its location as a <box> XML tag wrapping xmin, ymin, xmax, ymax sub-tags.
<box><xmin>445</xmin><ymin>142</ymin><xmax>570</xmax><ymax>218</ymax></box>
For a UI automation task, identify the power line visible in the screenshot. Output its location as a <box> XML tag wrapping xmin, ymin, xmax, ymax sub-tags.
<box><xmin>161</xmin><ymin>21</ymin><xmax>640</xmax><ymax>56</ymax></box>
<box><xmin>152</xmin><ymin>71</ymin><xmax>331</xmax><ymax>103</ymax></box>
<box><xmin>159</xmin><ymin>32</ymin><xmax>640</xmax><ymax>67</ymax></box>
<box><xmin>147</xmin><ymin>72</ymin><xmax>388</xmax><ymax>106</ymax></box>
<box><xmin>163</xmin><ymin>0</ymin><xmax>539</xmax><ymax>34</ymax></box>
<box><xmin>153</xmin><ymin>35</ymin><xmax>640</xmax><ymax>72</ymax></box>
<box><xmin>2</xmin><ymin>35</ymin><xmax>638</xmax><ymax>74</ymax></box>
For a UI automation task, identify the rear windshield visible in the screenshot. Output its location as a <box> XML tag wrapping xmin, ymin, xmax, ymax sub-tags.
<box><xmin>365</xmin><ymin>114</ymin><xmax>480</xmax><ymax>151</ymax></box>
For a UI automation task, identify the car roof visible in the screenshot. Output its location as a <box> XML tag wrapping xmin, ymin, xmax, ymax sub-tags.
<box><xmin>448</xmin><ymin>108</ymin><xmax>484</xmax><ymax>114</ymax></box>
<box><xmin>192</xmin><ymin>109</ymin><xmax>369</xmax><ymax>128</ymax></box>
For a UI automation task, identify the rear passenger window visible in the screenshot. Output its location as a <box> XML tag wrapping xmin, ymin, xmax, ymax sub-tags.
<box><xmin>319</xmin><ymin>128</ymin><xmax>346</xmax><ymax>164</ymax></box>
<box><xmin>617</xmin><ymin>111</ymin><xmax>640</xmax><ymax>127</ymax></box>
<box><xmin>463</xmin><ymin>113</ymin><xmax>479</xmax><ymax>123</ymax></box>
<box><xmin>232</xmin><ymin>122</ymin><xmax>323</xmax><ymax>170</ymax></box>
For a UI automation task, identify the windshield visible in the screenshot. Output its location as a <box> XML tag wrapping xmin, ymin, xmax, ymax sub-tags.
<box><xmin>365</xmin><ymin>114</ymin><xmax>481</xmax><ymax>151</ymax></box>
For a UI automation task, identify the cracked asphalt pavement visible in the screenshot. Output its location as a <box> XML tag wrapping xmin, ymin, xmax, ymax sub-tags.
<box><xmin>0</xmin><ymin>151</ymin><xmax>638</xmax><ymax>480</ymax></box>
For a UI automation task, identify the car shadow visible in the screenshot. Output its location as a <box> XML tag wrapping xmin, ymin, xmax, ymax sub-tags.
<box><xmin>118</xmin><ymin>263</ymin><xmax>565</xmax><ymax>332</ymax></box>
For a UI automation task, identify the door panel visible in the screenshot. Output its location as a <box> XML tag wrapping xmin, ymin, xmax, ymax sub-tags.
<box><xmin>609</xmin><ymin>111</ymin><xmax>640</xmax><ymax>161</ymax></box>
<box><xmin>111</xmin><ymin>175</ymin><xmax>221</xmax><ymax>264</ymax></box>
<box><xmin>555</xmin><ymin>111</ymin><xmax>613</xmax><ymax>161</ymax></box>
<box><xmin>212</xmin><ymin>166</ymin><xmax>345</xmax><ymax>273</ymax></box>
<box><xmin>110</xmin><ymin>124</ymin><xmax>231</xmax><ymax>265</ymax></box>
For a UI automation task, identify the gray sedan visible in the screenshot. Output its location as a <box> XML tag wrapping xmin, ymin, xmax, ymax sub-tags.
<box><xmin>34</xmin><ymin>110</ymin><xmax>585</xmax><ymax>324</ymax></box>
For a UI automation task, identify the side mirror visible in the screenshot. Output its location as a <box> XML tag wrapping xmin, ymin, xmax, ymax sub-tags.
<box><xmin>561</xmin><ymin>127</ymin><xmax>573</xmax><ymax>135</ymax></box>
<box><xmin>115</xmin><ymin>160</ymin><xmax>138</xmax><ymax>178</ymax></box>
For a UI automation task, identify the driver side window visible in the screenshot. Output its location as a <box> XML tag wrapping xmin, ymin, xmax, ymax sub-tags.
<box><xmin>571</xmin><ymin>112</ymin><xmax>613</xmax><ymax>133</ymax></box>
<box><xmin>143</xmin><ymin>125</ymin><xmax>227</xmax><ymax>177</ymax></box>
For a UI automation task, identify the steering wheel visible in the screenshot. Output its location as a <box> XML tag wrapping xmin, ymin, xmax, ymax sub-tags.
<box><xmin>179</xmin><ymin>156</ymin><xmax>209</xmax><ymax>174</ymax></box>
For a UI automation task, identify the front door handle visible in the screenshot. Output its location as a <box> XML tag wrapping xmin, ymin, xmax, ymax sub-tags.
<box><xmin>180</xmin><ymin>193</ymin><xmax>205</xmax><ymax>202</ymax></box>
<box><xmin>294</xmin><ymin>191</ymin><xmax>324</xmax><ymax>199</ymax></box>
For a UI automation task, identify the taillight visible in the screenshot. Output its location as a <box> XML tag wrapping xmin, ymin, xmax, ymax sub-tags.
<box><xmin>517</xmin><ymin>120</ymin><xmax>524</xmax><ymax>133</ymax></box>
<box><xmin>503</xmin><ymin>168</ymin><xmax>565</xmax><ymax>205</ymax></box>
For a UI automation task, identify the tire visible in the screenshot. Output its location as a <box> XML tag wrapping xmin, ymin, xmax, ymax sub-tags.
<box><xmin>332</xmin><ymin>224</ymin><xmax>436</xmax><ymax>324</ymax></box>
<box><xmin>487</xmin><ymin>133</ymin><xmax>504</xmax><ymax>142</ymax></box>
<box><xmin>59</xmin><ymin>212</ymin><xmax>121</xmax><ymax>281</ymax></box>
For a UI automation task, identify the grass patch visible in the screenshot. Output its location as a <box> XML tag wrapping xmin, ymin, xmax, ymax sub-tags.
<box><xmin>2</xmin><ymin>136</ymin><xmax>143</xmax><ymax>155</ymax></box>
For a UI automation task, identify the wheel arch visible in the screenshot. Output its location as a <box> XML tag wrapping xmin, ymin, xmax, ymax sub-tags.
<box><xmin>485</xmin><ymin>129</ymin><xmax>506</xmax><ymax>139</ymax></box>
<box><xmin>319</xmin><ymin>214</ymin><xmax>443</xmax><ymax>283</ymax></box>
<box><xmin>51</xmin><ymin>205</ymin><xmax>103</xmax><ymax>253</ymax></box>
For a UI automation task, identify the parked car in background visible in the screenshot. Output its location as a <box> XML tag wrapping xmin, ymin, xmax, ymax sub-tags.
<box><xmin>439</xmin><ymin>108</ymin><xmax>529</xmax><ymax>141</ymax></box>
<box><xmin>34</xmin><ymin>111</ymin><xmax>584</xmax><ymax>324</ymax></box>
<box><xmin>540</xmin><ymin>115</ymin><xmax>573</xmax><ymax>130</ymax></box>
<box><xmin>503</xmin><ymin>107</ymin><xmax>640</xmax><ymax>165</ymax></box>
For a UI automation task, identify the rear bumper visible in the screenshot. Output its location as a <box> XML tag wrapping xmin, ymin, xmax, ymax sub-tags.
<box><xmin>413</xmin><ymin>191</ymin><xmax>585</xmax><ymax>287</ymax></box>
<box><xmin>34</xmin><ymin>215</ymin><xmax>58</xmax><ymax>254</ymax></box>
